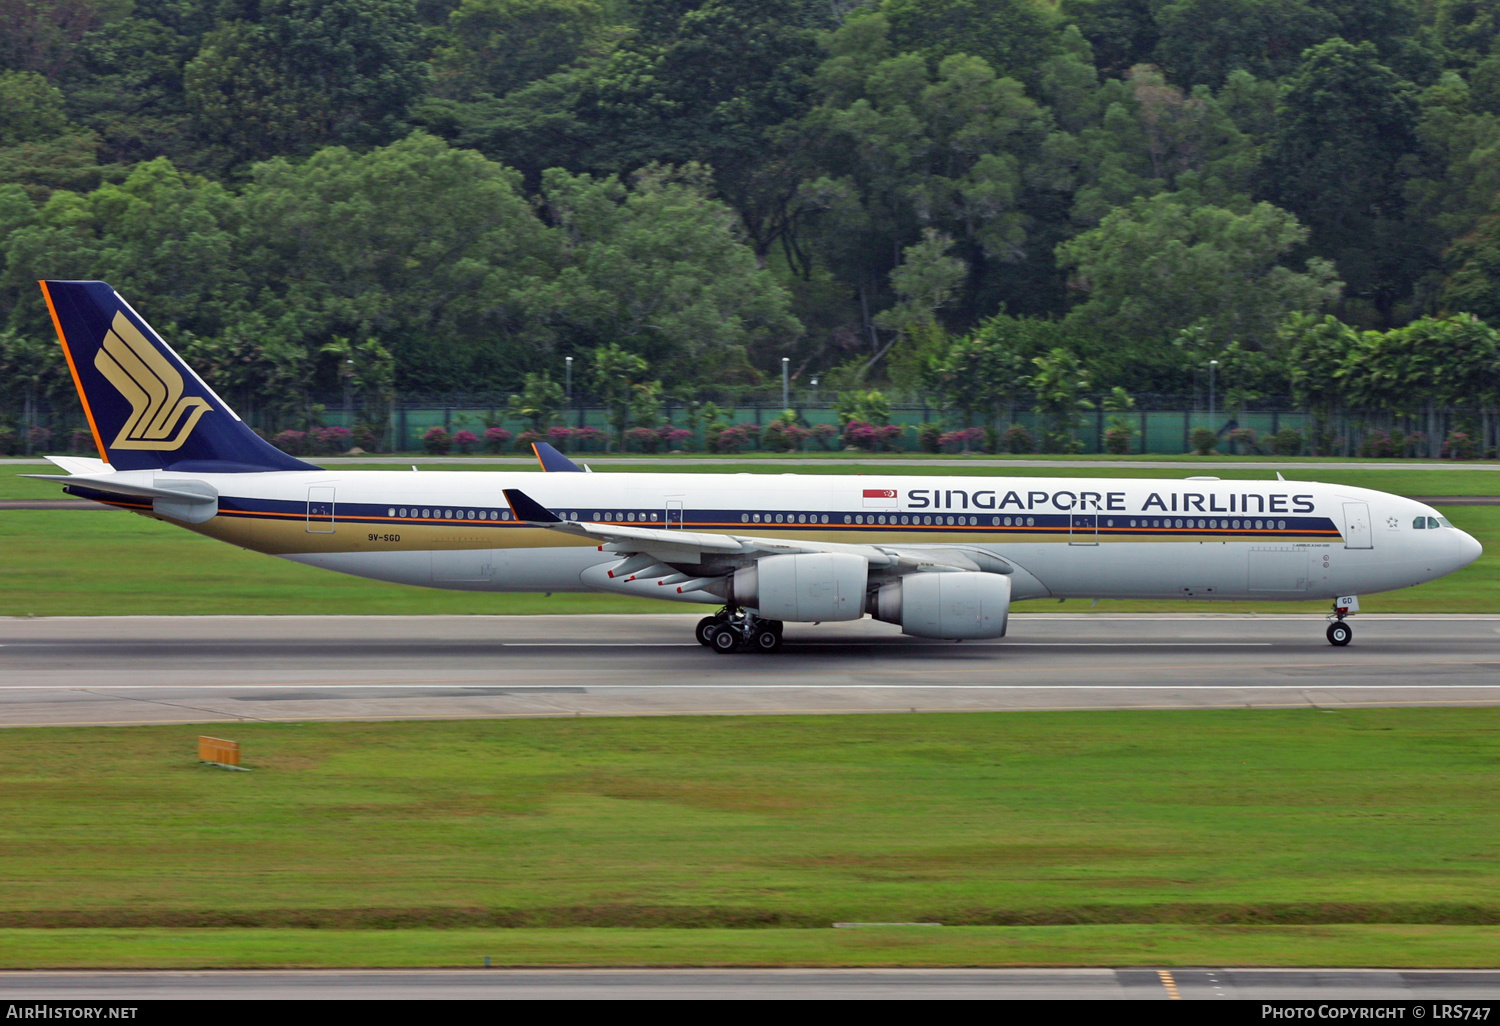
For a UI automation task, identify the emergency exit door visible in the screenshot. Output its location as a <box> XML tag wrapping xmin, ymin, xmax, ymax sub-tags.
<box><xmin>1069</xmin><ymin>512</ymin><xmax>1098</xmax><ymax>545</ymax></box>
<box><xmin>307</xmin><ymin>486</ymin><xmax>336</xmax><ymax>533</ymax></box>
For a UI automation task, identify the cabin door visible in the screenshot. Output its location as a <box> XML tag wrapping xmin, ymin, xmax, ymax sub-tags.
<box><xmin>1342</xmin><ymin>502</ymin><xmax>1373</xmax><ymax>549</ymax></box>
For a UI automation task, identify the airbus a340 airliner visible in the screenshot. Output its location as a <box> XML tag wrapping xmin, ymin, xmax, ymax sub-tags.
<box><xmin>28</xmin><ymin>280</ymin><xmax>1482</xmax><ymax>651</ymax></box>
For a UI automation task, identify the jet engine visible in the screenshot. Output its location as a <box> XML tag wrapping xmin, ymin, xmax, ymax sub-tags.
<box><xmin>732</xmin><ymin>552</ymin><xmax>866</xmax><ymax>621</ymax></box>
<box><xmin>870</xmin><ymin>571</ymin><xmax>1011</xmax><ymax>639</ymax></box>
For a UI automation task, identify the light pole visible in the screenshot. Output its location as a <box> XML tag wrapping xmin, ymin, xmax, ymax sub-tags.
<box><xmin>565</xmin><ymin>356</ymin><xmax>573</xmax><ymax>400</ymax></box>
<box><xmin>343</xmin><ymin>358</ymin><xmax>354</xmax><ymax>424</ymax></box>
<box><xmin>781</xmin><ymin>357</ymin><xmax>790</xmax><ymax>411</ymax></box>
<box><xmin>1208</xmin><ymin>359</ymin><xmax>1218</xmax><ymax>430</ymax></box>
<box><xmin>811</xmin><ymin>375</ymin><xmax>819</xmax><ymax>403</ymax></box>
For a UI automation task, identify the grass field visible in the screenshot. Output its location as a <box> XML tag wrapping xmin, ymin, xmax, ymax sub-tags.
<box><xmin>2</xmin><ymin>710</ymin><xmax>1499</xmax><ymax>967</ymax></box>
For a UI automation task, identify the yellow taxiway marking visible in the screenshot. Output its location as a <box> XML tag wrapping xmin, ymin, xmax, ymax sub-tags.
<box><xmin>1158</xmin><ymin>969</ymin><xmax>1181</xmax><ymax>999</ymax></box>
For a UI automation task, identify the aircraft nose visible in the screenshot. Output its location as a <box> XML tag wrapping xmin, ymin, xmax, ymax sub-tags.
<box><xmin>1458</xmin><ymin>529</ymin><xmax>1483</xmax><ymax>568</ymax></box>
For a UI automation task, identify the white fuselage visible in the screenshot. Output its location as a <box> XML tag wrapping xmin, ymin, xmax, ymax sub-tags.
<box><xmin>86</xmin><ymin>469</ymin><xmax>1482</xmax><ymax>606</ymax></box>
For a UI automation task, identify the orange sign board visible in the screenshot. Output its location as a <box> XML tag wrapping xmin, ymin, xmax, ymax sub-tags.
<box><xmin>198</xmin><ymin>736</ymin><xmax>240</xmax><ymax>766</ymax></box>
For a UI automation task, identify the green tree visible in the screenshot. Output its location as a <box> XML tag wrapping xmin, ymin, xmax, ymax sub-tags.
<box><xmin>1029</xmin><ymin>347</ymin><xmax>1094</xmax><ymax>453</ymax></box>
<box><xmin>237</xmin><ymin>133</ymin><xmax>552</xmax><ymax>390</ymax></box>
<box><xmin>1152</xmin><ymin>0</ymin><xmax>1337</xmax><ymax>88</ymax></box>
<box><xmin>881</xmin><ymin>0</ymin><xmax>1058</xmax><ymax>80</ymax></box>
<box><xmin>590</xmin><ymin>342</ymin><xmax>647</xmax><ymax>448</ymax></box>
<box><xmin>793</xmin><ymin>17</ymin><xmax>1053</xmax><ymax>330</ymax></box>
<box><xmin>0</xmin><ymin>70</ymin><xmax>100</xmax><ymax>198</ymax></box>
<box><xmin>184</xmin><ymin>0</ymin><xmax>428</xmax><ymax>165</ymax></box>
<box><xmin>872</xmin><ymin>229</ymin><xmax>966</xmax><ymax>378</ymax></box>
<box><xmin>1260</xmin><ymin>38</ymin><xmax>1422</xmax><ymax>321</ymax></box>
<box><xmin>0</xmin><ymin>157</ymin><xmax>242</xmax><ymax>341</ymax></box>
<box><xmin>531</xmin><ymin>163</ymin><xmax>800</xmax><ymax>375</ymax></box>
<box><xmin>319</xmin><ymin>335</ymin><xmax>397</xmax><ymax>447</ymax></box>
<box><xmin>505</xmin><ymin>371</ymin><xmax>565</xmax><ymax>432</ymax></box>
<box><xmin>925</xmin><ymin>329</ymin><xmax>1028</xmax><ymax>433</ymax></box>
<box><xmin>431</xmin><ymin>0</ymin><xmax>613</xmax><ymax>99</ymax></box>
<box><xmin>1442</xmin><ymin>209</ymin><xmax>1500</xmax><ymax>320</ymax></box>
<box><xmin>1055</xmin><ymin>193</ymin><xmax>1342</xmax><ymax>348</ymax></box>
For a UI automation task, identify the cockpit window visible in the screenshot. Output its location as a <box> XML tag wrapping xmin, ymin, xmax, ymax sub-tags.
<box><xmin>1436</xmin><ymin>516</ymin><xmax>1453</xmax><ymax>528</ymax></box>
<box><xmin>1413</xmin><ymin>517</ymin><xmax>1427</xmax><ymax>529</ymax></box>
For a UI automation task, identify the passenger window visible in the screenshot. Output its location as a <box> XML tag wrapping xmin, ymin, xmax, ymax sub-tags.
<box><xmin>1413</xmin><ymin>517</ymin><xmax>1426</xmax><ymax>529</ymax></box>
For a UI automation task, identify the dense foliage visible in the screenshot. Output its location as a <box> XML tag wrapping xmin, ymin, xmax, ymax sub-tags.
<box><xmin>6</xmin><ymin>0</ymin><xmax>1500</xmax><ymax>446</ymax></box>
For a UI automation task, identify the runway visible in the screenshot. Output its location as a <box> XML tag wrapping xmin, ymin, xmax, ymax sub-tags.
<box><xmin>2</xmin><ymin>614</ymin><xmax>1499</xmax><ymax>726</ymax></box>
<box><xmin>3</xmin><ymin>967</ymin><xmax>1500</xmax><ymax>1000</ymax></box>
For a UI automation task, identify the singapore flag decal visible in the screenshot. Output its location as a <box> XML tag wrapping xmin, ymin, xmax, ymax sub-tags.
<box><xmin>863</xmin><ymin>488</ymin><xmax>899</xmax><ymax>508</ymax></box>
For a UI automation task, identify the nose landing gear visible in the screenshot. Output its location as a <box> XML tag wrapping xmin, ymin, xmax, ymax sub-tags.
<box><xmin>1326</xmin><ymin>596</ymin><xmax>1356</xmax><ymax>646</ymax></box>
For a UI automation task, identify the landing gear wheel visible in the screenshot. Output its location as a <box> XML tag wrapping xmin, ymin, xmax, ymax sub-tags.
<box><xmin>711</xmin><ymin>627</ymin><xmax>741</xmax><ymax>653</ymax></box>
<box><xmin>1327</xmin><ymin>621</ymin><xmax>1353</xmax><ymax>647</ymax></box>
<box><xmin>752</xmin><ymin>629</ymin><xmax>783</xmax><ymax>653</ymax></box>
<box><xmin>696</xmin><ymin>616</ymin><xmax>722</xmax><ymax>647</ymax></box>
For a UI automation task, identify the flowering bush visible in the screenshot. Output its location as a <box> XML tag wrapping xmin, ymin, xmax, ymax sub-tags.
<box><xmin>811</xmin><ymin>423</ymin><xmax>838</xmax><ymax>450</ymax></box>
<box><xmin>69</xmin><ymin>428</ymin><xmax>95</xmax><ymax>454</ymax></box>
<box><xmin>1401</xmin><ymin>431</ymin><xmax>1427</xmax><ymax>458</ymax></box>
<box><xmin>843</xmin><ymin>420</ymin><xmax>878</xmax><ymax>450</ymax></box>
<box><xmin>422</xmin><ymin>426</ymin><xmax>451</xmax><ymax>455</ymax></box>
<box><xmin>1190</xmin><ymin>427</ymin><xmax>1218</xmax><ymax>455</ymax></box>
<box><xmin>939</xmin><ymin>427</ymin><xmax>984</xmax><ymax>452</ymax></box>
<box><xmin>484</xmin><ymin>427</ymin><xmax>512</xmax><ymax>453</ymax></box>
<box><xmin>659</xmin><ymin>426</ymin><xmax>692</xmax><ymax>450</ymax></box>
<box><xmin>27</xmin><ymin>426</ymin><xmax>52</xmax><ymax>449</ymax></box>
<box><xmin>1002</xmin><ymin>424</ymin><xmax>1035</xmax><ymax>454</ymax></box>
<box><xmin>625</xmin><ymin>426</ymin><xmax>663</xmax><ymax>452</ymax></box>
<box><xmin>351</xmin><ymin>424</ymin><xmax>379</xmax><ymax>452</ymax></box>
<box><xmin>572</xmin><ymin>425</ymin><xmax>604</xmax><ymax>451</ymax></box>
<box><xmin>714</xmin><ymin>425</ymin><xmax>750</xmax><ymax>453</ymax></box>
<box><xmin>274</xmin><ymin>429</ymin><xmax>308</xmax><ymax>455</ymax></box>
<box><xmin>1270</xmin><ymin>428</ymin><xmax>1303</xmax><ymax>456</ymax></box>
<box><xmin>514</xmin><ymin>429</ymin><xmax>541</xmax><ymax>451</ymax></box>
<box><xmin>1443</xmin><ymin>430</ymin><xmax>1480</xmax><ymax>460</ymax></box>
<box><xmin>1103</xmin><ymin>425</ymin><xmax>1133</xmax><ymax>455</ymax></box>
<box><xmin>546</xmin><ymin>426</ymin><xmax>573</xmax><ymax>450</ymax></box>
<box><xmin>313</xmin><ymin>426</ymin><xmax>352</xmax><ymax>454</ymax></box>
<box><xmin>1226</xmin><ymin>427</ymin><xmax>1258</xmax><ymax>455</ymax></box>
<box><xmin>1359</xmin><ymin>431</ymin><xmax>1397</xmax><ymax>458</ymax></box>
<box><xmin>453</xmin><ymin>429</ymin><xmax>479</xmax><ymax>454</ymax></box>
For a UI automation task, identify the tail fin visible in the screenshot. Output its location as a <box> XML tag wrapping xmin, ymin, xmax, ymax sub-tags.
<box><xmin>39</xmin><ymin>280</ymin><xmax>318</xmax><ymax>473</ymax></box>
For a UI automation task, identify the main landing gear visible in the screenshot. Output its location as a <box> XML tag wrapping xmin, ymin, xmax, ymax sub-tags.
<box><xmin>696</xmin><ymin>607</ymin><xmax>784</xmax><ymax>654</ymax></box>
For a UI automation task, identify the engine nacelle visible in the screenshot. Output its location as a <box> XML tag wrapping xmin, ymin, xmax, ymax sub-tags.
<box><xmin>871</xmin><ymin>571</ymin><xmax>1011</xmax><ymax>639</ymax></box>
<box><xmin>732</xmin><ymin>552</ymin><xmax>867</xmax><ymax>622</ymax></box>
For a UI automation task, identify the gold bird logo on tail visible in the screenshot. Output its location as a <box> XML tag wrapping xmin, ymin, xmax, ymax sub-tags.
<box><xmin>93</xmin><ymin>312</ymin><xmax>212</xmax><ymax>450</ymax></box>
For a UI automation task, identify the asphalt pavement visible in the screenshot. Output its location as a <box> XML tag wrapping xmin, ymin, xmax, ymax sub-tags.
<box><xmin>2</xmin><ymin>614</ymin><xmax>1498</xmax><ymax>726</ymax></box>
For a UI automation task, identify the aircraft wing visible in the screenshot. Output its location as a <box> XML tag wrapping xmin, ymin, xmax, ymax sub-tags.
<box><xmin>501</xmin><ymin>488</ymin><xmax>1009</xmax><ymax>591</ymax></box>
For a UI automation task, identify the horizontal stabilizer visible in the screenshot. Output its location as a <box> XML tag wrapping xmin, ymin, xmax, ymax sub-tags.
<box><xmin>21</xmin><ymin>473</ymin><xmax>217</xmax><ymax>505</ymax></box>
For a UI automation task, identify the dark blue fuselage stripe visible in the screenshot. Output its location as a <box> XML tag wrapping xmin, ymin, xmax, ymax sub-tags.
<box><xmin>185</xmin><ymin>495</ymin><xmax>1342</xmax><ymax>539</ymax></box>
